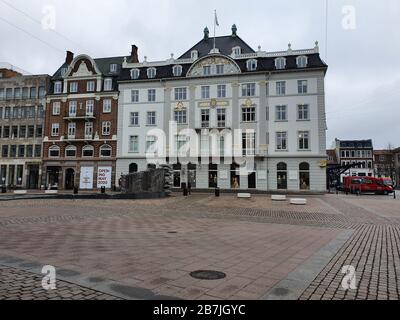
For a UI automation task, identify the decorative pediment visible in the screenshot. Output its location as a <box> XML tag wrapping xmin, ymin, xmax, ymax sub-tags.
<box><xmin>66</xmin><ymin>54</ymin><xmax>101</xmax><ymax>78</ymax></box>
<box><xmin>73</xmin><ymin>61</ymin><xmax>94</xmax><ymax>77</ymax></box>
<box><xmin>187</xmin><ymin>54</ymin><xmax>241</xmax><ymax>77</ymax></box>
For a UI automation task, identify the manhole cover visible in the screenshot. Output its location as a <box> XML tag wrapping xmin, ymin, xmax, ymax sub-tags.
<box><xmin>190</xmin><ymin>270</ymin><xmax>226</xmax><ymax>280</ymax></box>
<box><xmin>167</xmin><ymin>231</ymin><xmax>177</xmax><ymax>234</ymax></box>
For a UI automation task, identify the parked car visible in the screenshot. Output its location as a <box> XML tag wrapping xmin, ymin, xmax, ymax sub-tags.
<box><xmin>379</xmin><ymin>177</ymin><xmax>394</xmax><ymax>187</ymax></box>
<box><xmin>343</xmin><ymin>176</ymin><xmax>394</xmax><ymax>195</ymax></box>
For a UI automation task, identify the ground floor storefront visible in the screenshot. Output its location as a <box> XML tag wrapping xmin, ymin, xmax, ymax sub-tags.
<box><xmin>42</xmin><ymin>161</ymin><xmax>116</xmax><ymax>191</ymax></box>
<box><xmin>0</xmin><ymin>160</ymin><xmax>41</xmax><ymax>189</ymax></box>
<box><xmin>116</xmin><ymin>157</ymin><xmax>327</xmax><ymax>192</ymax></box>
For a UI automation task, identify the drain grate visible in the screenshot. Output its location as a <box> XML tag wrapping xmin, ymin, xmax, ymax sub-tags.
<box><xmin>190</xmin><ymin>270</ymin><xmax>226</xmax><ymax>280</ymax></box>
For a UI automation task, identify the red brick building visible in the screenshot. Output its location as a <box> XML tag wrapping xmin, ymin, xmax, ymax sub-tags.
<box><xmin>42</xmin><ymin>52</ymin><xmax>124</xmax><ymax>190</ymax></box>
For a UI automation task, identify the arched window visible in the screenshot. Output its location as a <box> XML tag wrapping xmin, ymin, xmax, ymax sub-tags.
<box><xmin>129</xmin><ymin>163</ymin><xmax>138</xmax><ymax>173</ymax></box>
<box><xmin>147</xmin><ymin>164</ymin><xmax>156</xmax><ymax>170</ymax></box>
<box><xmin>82</xmin><ymin>145</ymin><xmax>94</xmax><ymax>157</ymax></box>
<box><xmin>147</xmin><ymin>67</ymin><xmax>156</xmax><ymax>79</ymax></box>
<box><xmin>172</xmin><ymin>65</ymin><xmax>183</xmax><ymax>77</ymax></box>
<box><xmin>275</xmin><ymin>57</ymin><xmax>286</xmax><ymax>70</ymax></box>
<box><xmin>246</xmin><ymin>59</ymin><xmax>258</xmax><ymax>71</ymax></box>
<box><xmin>48</xmin><ymin>145</ymin><xmax>60</xmax><ymax>158</ymax></box>
<box><xmin>277</xmin><ymin>162</ymin><xmax>287</xmax><ymax>190</ymax></box>
<box><xmin>130</xmin><ymin>69</ymin><xmax>140</xmax><ymax>80</ymax></box>
<box><xmin>299</xmin><ymin>162</ymin><xmax>310</xmax><ymax>190</ymax></box>
<box><xmin>296</xmin><ymin>56</ymin><xmax>308</xmax><ymax>68</ymax></box>
<box><xmin>65</xmin><ymin>145</ymin><xmax>77</xmax><ymax>158</ymax></box>
<box><xmin>100</xmin><ymin>144</ymin><xmax>112</xmax><ymax>158</ymax></box>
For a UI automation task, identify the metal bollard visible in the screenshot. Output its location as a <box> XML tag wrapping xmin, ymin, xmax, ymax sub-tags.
<box><xmin>394</xmin><ymin>191</ymin><xmax>396</xmax><ymax>199</ymax></box>
<box><xmin>101</xmin><ymin>186</ymin><xmax>106</xmax><ymax>194</ymax></box>
<box><xmin>215</xmin><ymin>187</ymin><xmax>220</xmax><ymax>197</ymax></box>
<box><xmin>183</xmin><ymin>187</ymin><xmax>188</xmax><ymax>197</ymax></box>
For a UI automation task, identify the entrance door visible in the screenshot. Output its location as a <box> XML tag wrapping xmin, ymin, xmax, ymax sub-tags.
<box><xmin>65</xmin><ymin>168</ymin><xmax>75</xmax><ymax>190</ymax></box>
<box><xmin>188</xmin><ymin>165</ymin><xmax>196</xmax><ymax>189</ymax></box>
<box><xmin>277</xmin><ymin>172</ymin><xmax>287</xmax><ymax>190</ymax></box>
<box><xmin>248</xmin><ymin>172</ymin><xmax>256</xmax><ymax>189</ymax></box>
<box><xmin>27</xmin><ymin>165</ymin><xmax>39</xmax><ymax>189</ymax></box>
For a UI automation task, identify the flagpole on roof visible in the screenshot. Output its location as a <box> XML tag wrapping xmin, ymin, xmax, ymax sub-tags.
<box><xmin>213</xmin><ymin>10</ymin><xmax>219</xmax><ymax>51</ymax></box>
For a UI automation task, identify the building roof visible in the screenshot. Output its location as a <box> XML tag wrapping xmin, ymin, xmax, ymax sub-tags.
<box><xmin>338</xmin><ymin>140</ymin><xmax>373</xmax><ymax>149</ymax></box>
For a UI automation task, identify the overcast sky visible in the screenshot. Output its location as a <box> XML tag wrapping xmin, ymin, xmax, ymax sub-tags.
<box><xmin>0</xmin><ymin>0</ymin><xmax>399</xmax><ymax>149</ymax></box>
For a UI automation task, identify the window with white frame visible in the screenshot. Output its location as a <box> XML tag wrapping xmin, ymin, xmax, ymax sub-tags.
<box><xmin>217</xmin><ymin>84</ymin><xmax>226</xmax><ymax>98</ymax></box>
<box><xmin>130</xmin><ymin>69</ymin><xmax>140</xmax><ymax>80</ymax></box>
<box><xmin>65</xmin><ymin>145</ymin><xmax>77</xmax><ymax>157</ymax></box>
<box><xmin>246</xmin><ymin>59</ymin><xmax>257</xmax><ymax>71</ymax></box>
<box><xmin>296</xmin><ymin>56</ymin><xmax>308</xmax><ymax>68</ymax></box>
<box><xmin>242</xmin><ymin>107</ymin><xmax>256</xmax><ymax>122</ymax></box>
<box><xmin>297</xmin><ymin>105</ymin><xmax>309</xmax><ymax>120</ymax></box>
<box><xmin>174</xmin><ymin>110</ymin><xmax>187</xmax><ymax>124</ymax></box>
<box><xmin>217</xmin><ymin>108</ymin><xmax>226</xmax><ymax>127</ymax></box>
<box><xmin>52</xmin><ymin>102</ymin><xmax>60</xmax><ymax>115</ymax></box>
<box><xmin>130</xmin><ymin>112</ymin><xmax>139</xmax><ymax>126</ymax></box>
<box><xmin>242</xmin><ymin>83</ymin><xmax>256</xmax><ymax>97</ymax></box>
<box><xmin>69</xmin><ymin>82</ymin><xmax>78</xmax><ymax>93</ymax></box>
<box><xmin>216</xmin><ymin>65</ymin><xmax>224</xmax><ymax>74</ymax></box>
<box><xmin>103</xmin><ymin>99</ymin><xmax>112</xmax><ymax>113</ymax></box>
<box><xmin>173</xmin><ymin>65</ymin><xmax>182</xmax><ymax>77</ymax></box>
<box><xmin>60</xmin><ymin>68</ymin><xmax>68</xmax><ymax>77</ymax></box>
<box><xmin>49</xmin><ymin>145</ymin><xmax>60</xmax><ymax>158</ymax></box>
<box><xmin>298</xmin><ymin>80</ymin><xmax>308</xmax><ymax>94</ymax></box>
<box><xmin>110</xmin><ymin>63</ymin><xmax>118</xmax><ymax>73</ymax></box>
<box><xmin>275</xmin><ymin>57</ymin><xmax>286</xmax><ymax>70</ymax></box>
<box><xmin>203</xmin><ymin>66</ymin><xmax>211</xmax><ymax>76</ymax></box>
<box><xmin>174</xmin><ymin>88</ymin><xmax>187</xmax><ymax>101</ymax></box>
<box><xmin>242</xmin><ymin>132</ymin><xmax>256</xmax><ymax>156</ymax></box>
<box><xmin>201</xmin><ymin>86</ymin><xmax>210</xmax><ymax>99</ymax></box>
<box><xmin>54</xmin><ymin>82</ymin><xmax>62</xmax><ymax>94</ymax></box>
<box><xmin>191</xmin><ymin>50</ymin><xmax>198</xmax><ymax>60</ymax></box>
<box><xmin>85</xmin><ymin>122</ymin><xmax>93</xmax><ymax>139</ymax></box>
<box><xmin>100</xmin><ymin>145</ymin><xmax>112</xmax><ymax>157</ymax></box>
<box><xmin>146</xmin><ymin>135</ymin><xmax>157</xmax><ymax>153</ymax></box>
<box><xmin>175</xmin><ymin>135</ymin><xmax>188</xmax><ymax>154</ymax></box>
<box><xmin>276</xmin><ymin>105</ymin><xmax>287</xmax><ymax>121</ymax></box>
<box><xmin>201</xmin><ymin>109</ymin><xmax>210</xmax><ymax>128</ymax></box>
<box><xmin>129</xmin><ymin>136</ymin><xmax>139</xmax><ymax>153</ymax></box>
<box><xmin>298</xmin><ymin>131</ymin><xmax>310</xmax><ymax>150</ymax></box>
<box><xmin>232</xmin><ymin>46</ymin><xmax>241</xmax><ymax>56</ymax></box>
<box><xmin>147</xmin><ymin>111</ymin><xmax>156</xmax><ymax>126</ymax></box>
<box><xmin>82</xmin><ymin>145</ymin><xmax>94</xmax><ymax>157</ymax></box>
<box><xmin>102</xmin><ymin>121</ymin><xmax>111</xmax><ymax>136</ymax></box>
<box><xmin>276</xmin><ymin>81</ymin><xmax>286</xmax><ymax>95</ymax></box>
<box><xmin>87</xmin><ymin>81</ymin><xmax>95</xmax><ymax>92</ymax></box>
<box><xmin>131</xmin><ymin>90</ymin><xmax>139</xmax><ymax>102</ymax></box>
<box><xmin>86</xmin><ymin>100</ymin><xmax>94</xmax><ymax>116</ymax></box>
<box><xmin>68</xmin><ymin>123</ymin><xmax>76</xmax><ymax>138</ymax></box>
<box><xmin>69</xmin><ymin>101</ymin><xmax>77</xmax><ymax>117</ymax></box>
<box><xmin>276</xmin><ymin>132</ymin><xmax>288</xmax><ymax>150</ymax></box>
<box><xmin>147</xmin><ymin>68</ymin><xmax>156</xmax><ymax>79</ymax></box>
<box><xmin>148</xmin><ymin>89</ymin><xmax>156</xmax><ymax>102</ymax></box>
<box><xmin>104</xmin><ymin>78</ymin><xmax>113</xmax><ymax>91</ymax></box>
<box><xmin>51</xmin><ymin>123</ymin><xmax>59</xmax><ymax>136</ymax></box>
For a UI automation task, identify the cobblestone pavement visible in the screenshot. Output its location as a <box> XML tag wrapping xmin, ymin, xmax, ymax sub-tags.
<box><xmin>0</xmin><ymin>193</ymin><xmax>399</xmax><ymax>300</ymax></box>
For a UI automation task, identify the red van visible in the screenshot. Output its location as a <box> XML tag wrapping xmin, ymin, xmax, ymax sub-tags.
<box><xmin>343</xmin><ymin>176</ymin><xmax>394</xmax><ymax>195</ymax></box>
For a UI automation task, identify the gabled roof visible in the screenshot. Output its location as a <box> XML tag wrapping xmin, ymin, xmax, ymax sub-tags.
<box><xmin>179</xmin><ymin>35</ymin><xmax>255</xmax><ymax>59</ymax></box>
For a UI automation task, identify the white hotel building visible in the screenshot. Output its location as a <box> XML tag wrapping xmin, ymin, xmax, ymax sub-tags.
<box><xmin>116</xmin><ymin>26</ymin><xmax>328</xmax><ymax>191</ymax></box>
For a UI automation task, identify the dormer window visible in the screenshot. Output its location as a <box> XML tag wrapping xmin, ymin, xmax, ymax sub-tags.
<box><xmin>173</xmin><ymin>65</ymin><xmax>183</xmax><ymax>77</ymax></box>
<box><xmin>296</xmin><ymin>56</ymin><xmax>308</xmax><ymax>68</ymax></box>
<box><xmin>104</xmin><ymin>78</ymin><xmax>113</xmax><ymax>91</ymax></box>
<box><xmin>191</xmin><ymin>50</ymin><xmax>198</xmax><ymax>60</ymax></box>
<box><xmin>54</xmin><ymin>81</ymin><xmax>62</xmax><ymax>94</ymax></box>
<box><xmin>232</xmin><ymin>46</ymin><xmax>241</xmax><ymax>56</ymax></box>
<box><xmin>60</xmin><ymin>67</ymin><xmax>68</xmax><ymax>77</ymax></box>
<box><xmin>147</xmin><ymin>68</ymin><xmax>156</xmax><ymax>79</ymax></box>
<box><xmin>110</xmin><ymin>63</ymin><xmax>118</xmax><ymax>73</ymax></box>
<box><xmin>246</xmin><ymin>59</ymin><xmax>258</xmax><ymax>71</ymax></box>
<box><xmin>130</xmin><ymin>69</ymin><xmax>140</xmax><ymax>80</ymax></box>
<box><xmin>275</xmin><ymin>57</ymin><xmax>286</xmax><ymax>70</ymax></box>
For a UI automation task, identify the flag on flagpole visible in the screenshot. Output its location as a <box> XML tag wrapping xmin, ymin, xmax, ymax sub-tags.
<box><xmin>215</xmin><ymin>11</ymin><xmax>219</xmax><ymax>26</ymax></box>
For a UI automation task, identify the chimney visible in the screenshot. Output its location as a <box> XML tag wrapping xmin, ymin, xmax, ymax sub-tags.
<box><xmin>65</xmin><ymin>51</ymin><xmax>74</xmax><ymax>65</ymax></box>
<box><xmin>130</xmin><ymin>45</ymin><xmax>139</xmax><ymax>63</ymax></box>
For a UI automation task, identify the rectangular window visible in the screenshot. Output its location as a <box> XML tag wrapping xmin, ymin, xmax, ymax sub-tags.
<box><xmin>242</xmin><ymin>107</ymin><xmax>256</xmax><ymax>122</ymax></box>
<box><xmin>30</xmin><ymin>87</ymin><xmax>37</xmax><ymax>99</ymax></box>
<box><xmin>276</xmin><ymin>81</ymin><xmax>286</xmax><ymax>95</ymax></box>
<box><xmin>10</xmin><ymin>145</ymin><xmax>17</xmax><ymax>157</ymax></box>
<box><xmin>3</xmin><ymin>126</ymin><xmax>10</xmax><ymax>138</ymax></box>
<box><xmin>28</xmin><ymin>106</ymin><xmax>36</xmax><ymax>118</ymax></box>
<box><xmin>242</xmin><ymin>83</ymin><xmax>256</xmax><ymax>97</ymax></box>
<box><xmin>130</xmin><ymin>112</ymin><xmax>139</xmax><ymax>126</ymax></box>
<box><xmin>4</xmin><ymin>107</ymin><xmax>10</xmax><ymax>119</ymax></box>
<box><xmin>51</xmin><ymin>123</ymin><xmax>59</xmax><ymax>137</ymax></box>
<box><xmin>103</xmin><ymin>99</ymin><xmax>112</xmax><ymax>113</ymax></box>
<box><xmin>146</xmin><ymin>136</ymin><xmax>157</xmax><ymax>153</ymax></box>
<box><xmin>217</xmin><ymin>85</ymin><xmax>226</xmax><ymax>98</ymax></box>
<box><xmin>217</xmin><ymin>108</ymin><xmax>226</xmax><ymax>128</ymax></box>
<box><xmin>276</xmin><ymin>105</ymin><xmax>287</xmax><ymax>121</ymax></box>
<box><xmin>86</xmin><ymin>100</ymin><xmax>94</xmax><ymax>116</ymax></box>
<box><xmin>147</xmin><ymin>111</ymin><xmax>156</xmax><ymax>126</ymax></box>
<box><xmin>28</xmin><ymin>125</ymin><xmax>35</xmax><ymax>138</ymax></box>
<box><xmin>34</xmin><ymin>145</ymin><xmax>41</xmax><ymax>157</ymax></box>
<box><xmin>102</xmin><ymin>121</ymin><xmax>111</xmax><ymax>136</ymax></box>
<box><xmin>298</xmin><ymin>80</ymin><xmax>308</xmax><ymax>94</ymax></box>
<box><xmin>26</xmin><ymin>145</ymin><xmax>33</xmax><ymax>158</ymax></box>
<box><xmin>85</xmin><ymin>122</ymin><xmax>93</xmax><ymax>139</ymax></box>
<box><xmin>297</xmin><ymin>105</ymin><xmax>309</xmax><ymax>120</ymax></box>
<box><xmin>0</xmin><ymin>88</ymin><xmax>4</xmax><ymax>100</ymax></box>
<box><xmin>242</xmin><ymin>132</ymin><xmax>256</xmax><ymax>156</ymax></box>
<box><xmin>39</xmin><ymin>86</ymin><xmax>46</xmax><ymax>98</ymax></box>
<box><xmin>131</xmin><ymin>90</ymin><xmax>139</xmax><ymax>102</ymax></box>
<box><xmin>52</xmin><ymin>102</ymin><xmax>61</xmax><ymax>115</ymax></box>
<box><xmin>216</xmin><ymin>65</ymin><xmax>224</xmax><ymax>74</ymax></box>
<box><xmin>87</xmin><ymin>81</ymin><xmax>95</xmax><ymax>92</ymax></box>
<box><xmin>298</xmin><ymin>131</ymin><xmax>310</xmax><ymax>150</ymax></box>
<box><xmin>22</xmin><ymin>87</ymin><xmax>29</xmax><ymax>99</ymax></box>
<box><xmin>68</xmin><ymin>123</ymin><xmax>76</xmax><ymax>138</ymax></box>
<box><xmin>54</xmin><ymin>82</ymin><xmax>62</xmax><ymax>94</ymax></box>
<box><xmin>174</xmin><ymin>110</ymin><xmax>187</xmax><ymax>124</ymax></box>
<box><xmin>36</xmin><ymin>125</ymin><xmax>42</xmax><ymax>138</ymax></box>
<box><xmin>2</xmin><ymin>145</ymin><xmax>9</xmax><ymax>157</ymax></box>
<box><xmin>203</xmin><ymin>66</ymin><xmax>211</xmax><ymax>76</ymax></box>
<box><xmin>104</xmin><ymin>78</ymin><xmax>113</xmax><ymax>91</ymax></box>
<box><xmin>266</xmin><ymin>106</ymin><xmax>269</xmax><ymax>121</ymax></box>
<box><xmin>69</xmin><ymin>101</ymin><xmax>77</xmax><ymax>116</ymax></box>
<box><xmin>174</xmin><ymin>88</ymin><xmax>187</xmax><ymax>101</ymax></box>
<box><xmin>69</xmin><ymin>82</ymin><xmax>78</xmax><ymax>93</ymax></box>
<box><xmin>18</xmin><ymin>145</ymin><xmax>25</xmax><ymax>158</ymax></box>
<box><xmin>276</xmin><ymin>132</ymin><xmax>287</xmax><ymax>150</ymax></box>
<box><xmin>201</xmin><ymin>109</ymin><xmax>210</xmax><ymax>128</ymax></box>
<box><xmin>12</xmin><ymin>126</ymin><xmax>18</xmax><ymax>137</ymax></box>
<box><xmin>201</xmin><ymin>86</ymin><xmax>210</xmax><ymax>99</ymax></box>
<box><xmin>129</xmin><ymin>136</ymin><xmax>139</xmax><ymax>153</ymax></box>
<box><xmin>14</xmin><ymin>88</ymin><xmax>21</xmax><ymax>99</ymax></box>
<box><xmin>148</xmin><ymin>89</ymin><xmax>156</xmax><ymax>102</ymax></box>
<box><xmin>19</xmin><ymin>126</ymin><xmax>26</xmax><ymax>138</ymax></box>
<box><xmin>6</xmin><ymin>88</ymin><xmax>13</xmax><ymax>100</ymax></box>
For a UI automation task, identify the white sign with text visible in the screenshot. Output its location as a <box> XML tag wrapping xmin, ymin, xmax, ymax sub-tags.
<box><xmin>97</xmin><ymin>166</ymin><xmax>112</xmax><ymax>189</ymax></box>
<box><xmin>79</xmin><ymin>166</ymin><xmax>94</xmax><ymax>189</ymax></box>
